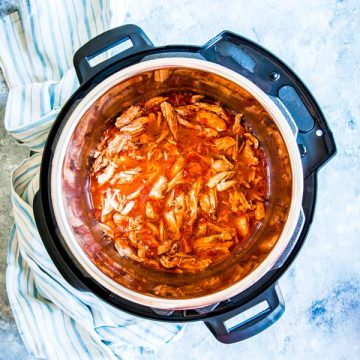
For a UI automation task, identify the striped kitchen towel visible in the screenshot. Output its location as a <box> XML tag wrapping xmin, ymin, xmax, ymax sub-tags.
<box><xmin>0</xmin><ymin>1</ymin><xmax>184</xmax><ymax>359</ymax></box>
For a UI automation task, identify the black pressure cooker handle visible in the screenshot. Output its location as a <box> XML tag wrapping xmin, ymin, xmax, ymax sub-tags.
<box><xmin>200</xmin><ymin>31</ymin><xmax>336</xmax><ymax>178</ymax></box>
<box><xmin>204</xmin><ymin>283</ymin><xmax>284</xmax><ymax>343</ymax></box>
<box><xmin>73</xmin><ymin>24</ymin><xmax>154</xmax><ymax>84</ymax></box>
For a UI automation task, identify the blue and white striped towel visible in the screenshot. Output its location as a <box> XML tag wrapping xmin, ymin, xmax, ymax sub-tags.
<box><xmin>0</xmin><ymin>1</ymin><xmax>184</xmax><ymax>359</ymax></box>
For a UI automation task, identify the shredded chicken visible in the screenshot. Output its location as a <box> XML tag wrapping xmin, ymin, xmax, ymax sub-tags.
<box><xmin>189</xmin><ymin>179</ymin><xmax>203</xmax><ymax>224</ymax></box>
<box><xmin>160</xmin><ymin>102</ymin><xmax>178</xmax><ymax>140</ymax></box>
<box><xmin>234</xmin><ymin>215</ymin><xmax>249</xmax><ymax>238</ymax></box>
<box><xmin>154</xmin><ymin>69</ymin><xmax>171</xmax><ymax>82</ymax></box>
<box><xmin>109</xmin><ymin>167</ymin><xmax>142</xmax><ymax>185</ymax></box>
<box><xmin>145</xmin><ymin>96</ymin><xmax>168</xmax><ymax>108</ymax></box>
<box><xmin>199</xmin><ymin>188</ymin><xmax>218</xmax><ymax>217</ymax></box>
<box><xmin>145</xmin><ymin>201</ymin><xmax>158</xmax><ymax>219</ymax></box>
<box><xmin>90</xmin><ymin>92</ymin><xmax>268</xmax><ymax>272</ymax></box>
<box><xmin>149</xmin><ymin>175</ymin><xmax>168</xmax><ymax>199</ymax></box>
<box><xmin>115</xmin><ymin>105</ymin><xmax>142</xmax><ymax>128</ymax></box>
<box><xmin>167</xmin><ymin>170</ymin><xmax>184</xmax><ymax>192</ymax></box>
<box><xmin>195</xmin><ymin>110</ymin><xmax>227</xmax><ymax>131</ymax></box>
<box><xmin>216</xmin><ymin>179</ymin><xmax>237</xmax><ymax>192</ymax></box>
<box><xmin>211</xmin><ymin>156</ymin><xmax>234</xmax><ymax>172</ymax></box>
<box><xmin>97</xmin><ymin>163</ymin><xmax>116</xmax><ymax>184</ymax></box>
<box><xmin>207</xmin><ymin>171</ymin><xmax>235</xmax><ymax>188</ymax></box>
<box><xmin>121</xmin><ymin>201</ymin><xmax>136</xmax><ymax>215</ymax></box>
<box><xmin>177</xmin><ymin>116</ymin><xmax>201</xmax><ymax>130</ymax></box>
<box><xmin>233</xmin><ymin>113</ymin><xmax>243</xmax><ymax>134</ymax></box>
<box><xmin>214</xmin><ymin>136</ymin><xmax>237</xmax><ymax>151</ymax></box>
<box><xmin>107</xmin><ymin>133</ymin><xmax>130</xmax><ymax>155</ymax></box>
<box><xmin>120</xmin><ymin>117</ymin><xmax>149</xmax><ymax>136</ymax></box>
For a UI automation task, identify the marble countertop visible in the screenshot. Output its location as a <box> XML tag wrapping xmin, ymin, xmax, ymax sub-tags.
<box><xmin>1</xmin><ymin>0</ymin><xmax>359</xmax><ymax>359</ymax></box>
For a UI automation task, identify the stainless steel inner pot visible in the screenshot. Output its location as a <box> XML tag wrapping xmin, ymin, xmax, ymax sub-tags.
<box><xmin>50</xmin><ymin>58</ymin><xmax>303</xmax><ymax>310</ymax></box>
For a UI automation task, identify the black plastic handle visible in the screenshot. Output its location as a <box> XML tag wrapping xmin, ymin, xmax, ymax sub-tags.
<box><xmin>73</xmin><ymin>24</ymin><xmax>154</xmax><ymax>84</ymax></box>
<box><xmin>200</xmin><ymin>31</ymin><xmax>336</xmax><ymax>178</ymax></box>
<box><xmin>204</xmin><ymin>283</ymin><xmax>284</xmax><ymax>343</ymax></box>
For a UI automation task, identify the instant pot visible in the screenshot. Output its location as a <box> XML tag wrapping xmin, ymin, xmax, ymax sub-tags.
<box><xmin>33</xmin><ymin>25</ymin><xmax>336</xmax><ymax>343</ymax></box>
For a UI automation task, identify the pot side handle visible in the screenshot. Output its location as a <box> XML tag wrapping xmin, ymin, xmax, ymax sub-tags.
<box><xmin>199</xmin><ymin>31</ymin><xmax>336</xmax><ymax>178</ymax></box>
<box><xmin>204</xmin><ymin>283</ymin><xmax>284</xmax><ymax>344</ymax></box>
<box><xmin>73</xmin><ymin>24</ymin><xmax>154</xmax><ymax>84</ymax></box>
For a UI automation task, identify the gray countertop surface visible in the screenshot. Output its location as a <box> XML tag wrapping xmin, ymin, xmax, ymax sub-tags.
<box><xmin>1</xmin><ymin>0</ymin><xmax>359</xmax><ymax>359</ymax></box>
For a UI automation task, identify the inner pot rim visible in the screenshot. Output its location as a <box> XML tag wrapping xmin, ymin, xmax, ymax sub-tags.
<box><xmin>50</xmin><ymin>57</ymin><xmax>303</xmax><ymax>310</ymax></box>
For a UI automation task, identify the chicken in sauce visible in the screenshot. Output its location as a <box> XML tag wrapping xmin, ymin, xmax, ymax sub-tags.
<box><xmin>90</xmin><ymin>92</ymin><xmax>268</xmax><ymax>272</ymax></box>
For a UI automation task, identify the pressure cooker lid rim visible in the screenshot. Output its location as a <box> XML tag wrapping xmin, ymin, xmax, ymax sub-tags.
<box><xmin>49</xmin><ymin>57</ymin><xmax>303</xmax><ymax>310</ymax></box>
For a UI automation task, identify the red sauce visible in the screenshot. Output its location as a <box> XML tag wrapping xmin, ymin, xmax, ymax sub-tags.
<box><xmin>90</xmin><ymin>92</ymin><xmax>268</xmax><ymax>272</ymax></box>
